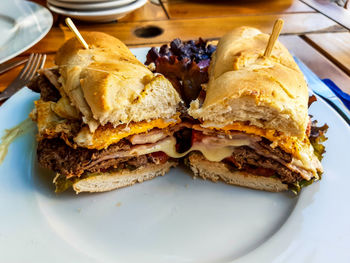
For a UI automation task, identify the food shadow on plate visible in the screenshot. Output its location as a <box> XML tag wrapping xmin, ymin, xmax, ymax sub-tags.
<box><xmin>31</xmin><ymin>151</ymin><xmax>76</xmax><ymax>199</ymax></box>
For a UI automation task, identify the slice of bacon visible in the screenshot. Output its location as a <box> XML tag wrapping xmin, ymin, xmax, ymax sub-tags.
<box><xmin>129</xmin><ymin>129</ymin><xmax>168</xmax><ymax>145</ymax></box>
<box><xmin>129</xmin><ymin>122</ymin><xmax>193</xmax><ymax>145</ymax></box>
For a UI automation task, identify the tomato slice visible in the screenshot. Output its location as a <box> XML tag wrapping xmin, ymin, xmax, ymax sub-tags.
<box><xmin>191</xmin><ymin>130</ymin><xmax>205</xmax><ymax>145</ymax></box>
<box><xmin>149</xmin><ymin>151</ymin><xmax>169</xmax><ymax>164</ymax></box>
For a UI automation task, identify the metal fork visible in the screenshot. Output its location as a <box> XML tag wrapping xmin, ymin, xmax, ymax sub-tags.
<box><xmin>0</xmin><ymin>53</ymin><xmax>46</xmax><ymax>102</ymax></box>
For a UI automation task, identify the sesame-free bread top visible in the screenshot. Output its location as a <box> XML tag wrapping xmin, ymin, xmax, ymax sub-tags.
<box><xmin>188</xmin><ymin>27</ymin><xmax>309</xmax><ymax>138</ymax></box>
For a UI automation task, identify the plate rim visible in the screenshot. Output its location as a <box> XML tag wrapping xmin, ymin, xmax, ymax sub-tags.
<box><xmin>47</xmin><ymin>0</ymin><xmax>136</xmax><ymax>11</ymax></box>
<box><xmin>0</xmin><ymin>0</ymin><xmax>53</xmax><ymax>64</ymax></box>
<box><xmin>47</xmin><ymin>0</ymin><xmax>147</xmax><ymax>17</ymax></box>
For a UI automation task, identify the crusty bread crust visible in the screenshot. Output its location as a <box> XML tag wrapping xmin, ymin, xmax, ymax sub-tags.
<box><xmin>55</xmin><ymin>32</ymin><xmax>181</xmax><ymax>131</ymax></box>
<box><xmin>188</xmin><ymin>153</ymin><xmax>288</xmax><ymax>192</ymax></box>
<box><xmin>55</xmin><ymin>31</ymin><xmax>138</xmax><ymax>67</ymax></box>
<box><xmin>72</xmin><ymin>161</ymin><xmax>177</xmax><ymax>194</ymax></box>
<box><xmin>188</xmin><ymin>27</ymin><xmax>309</xmax><ymax>138</ymax></box>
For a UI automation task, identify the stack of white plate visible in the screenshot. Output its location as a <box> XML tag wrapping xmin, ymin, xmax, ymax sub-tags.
<box><xmin>47</xmin><ymin>0</ymin><xmax>147</xmax><ymax>22</ymax></box>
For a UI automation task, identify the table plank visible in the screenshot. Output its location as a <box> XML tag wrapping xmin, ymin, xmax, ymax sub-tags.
<box><xmin>300</xmin><ymin>0</ymin><xmax>350</xmax><ymax>30</ymax></box>
<box><xmin>280</xmin><ymin>35</ymin><xmax>350</xmax><ymax>94</ymax></box>
<box><xmin>104</xmin><ymin>1</ymin><xmax>167</xmax><ymax>22</ymax></box>
<box><xmin>163</xmin><ymin>0</ymin><xmax>315</xmax><ymax>19</ymax></box>
<box><xmin>303</xmin><ymin>32</ymin><xmax>350</xmax><ymax>75</ymax></box>
<box><xmin>22</xmin><ymin>13</ymin><xmax>346</xmax><ymax>55</ymax></box>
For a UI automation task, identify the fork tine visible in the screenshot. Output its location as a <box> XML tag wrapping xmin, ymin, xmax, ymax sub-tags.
<box><xmin>19</xmin><ymin>54</ymin><xmax>35</xmax><ymax>79</ymax></box>
<box><xmin>23</xmin><ymin>54</ymin><xmax>40</xmax><ymax>81</ymax></box>
<box><xmin>38</xmin><ymin>54</ymin><xmax>46</xmax><ymax>71</ymax></box>
<box><xmin>0</xmin><ymin>53</ymin><xmax>47</xmax><ymax>102</ymax></box>
<box><xmin>27</xmin><ymin>54</ymin><xmax>43</xmax><ymax>81</ymax></box>
<box><xmin>31</xmin><ymin>54</ymin><xmax>45</xmax><ymax>78</ymax></box>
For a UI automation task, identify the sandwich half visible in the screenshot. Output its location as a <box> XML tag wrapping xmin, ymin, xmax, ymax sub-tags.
<box><xmin>29</xmin><ymin>32</ymin><xmax>182</xmax><ymax>193</ymax></box>
<box><xmin>187</xmin><ymin>27</ymin><xmax>323</xmax><ymax>192</ymax></box>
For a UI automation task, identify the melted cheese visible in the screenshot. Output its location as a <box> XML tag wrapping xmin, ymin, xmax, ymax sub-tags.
<box><xmin>130</xmin><ymin>137</ymin><xmax>249</xmax><ymax>162</ymax></box>
<box><xmin>74</xmin><ymin>115</ymin><xmax>181</xmax><ymax>149</ymax></box>
<box><xmin>191</xmin><ymin>144</ymin><xmax>235</xmax><ymax>162</ymax></box>
<box><xmin>204</xmin><ymin>122</ymin><xmax>320</xmax><ymax>171</ymax></box>
<box><xmin>130</xmin><ymin>136</ymin><xmax>319</xmax><ymax>177</ymax></box>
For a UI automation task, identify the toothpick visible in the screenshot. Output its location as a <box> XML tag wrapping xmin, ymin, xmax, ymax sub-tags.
<box><xmin>65</xmin><ymin>17</ymin><xmax>89</xmax><ymax>49</ymax></box>
<box><xmin>264</xmin><ymin>19</ymin><xmax>284</xmax><ymax>57</ymax></box>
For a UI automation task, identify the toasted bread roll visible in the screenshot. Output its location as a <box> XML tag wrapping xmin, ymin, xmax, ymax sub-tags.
<box><xmin>56</xmin><ymin>32</ymin><xmax>181</xmax><ymax>131</ymax></box>
<box><xmin>188</xmin><ymin>27</ymin><xmax>309</xmax><ymax>138</ymax></box>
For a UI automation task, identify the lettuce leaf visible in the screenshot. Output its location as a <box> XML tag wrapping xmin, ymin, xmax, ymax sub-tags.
<box><xmin>309</xmin><ymin>120</ymin><xmax>329</xmax><ymax>161</ymax></box>
<box><xmin>289</xmin><ymin>119</ymin><xmax>328</xmax><ymax>194</ymax></box>
<box><xmin>290</xmin><ymin>177</ymin><xmax>318</xmax><ymax>195</ymax></box>
<box><xmin>53</xmin><ymin>174</ymin><xmax>79</xmax><ymax>193</ymax></box>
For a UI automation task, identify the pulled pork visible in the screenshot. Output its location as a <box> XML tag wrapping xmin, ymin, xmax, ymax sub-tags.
<box><xmin>28</xmin><ymin>69</ymin><xmax>61</xmax><ymax>102</ymax></box>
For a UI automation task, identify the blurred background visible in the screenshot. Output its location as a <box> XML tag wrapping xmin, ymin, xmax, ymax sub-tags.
<box><xmin>0</xmin><ymin>0</ymin><xmax>349</xmax><ymax>98</ymax></box>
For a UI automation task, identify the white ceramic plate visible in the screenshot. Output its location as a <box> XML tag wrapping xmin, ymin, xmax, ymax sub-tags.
<box><xmin>47</xmin><ymin>0</ymin><xmax>147</xmax><ymax>22</ymax></box>
<box><xmin>47</xmin><ymin>0</ymin><xmax>136</xmax><ymax>11</ymax></box>
<box><xmin>0</xmin><ymin>0</ymin><xmax>53</xmax><ymax>64</ymax></box>
<box><xmin>0</xmin><ymin>48</ymin><xmax>349</xmax><ymax>263</ymax></box>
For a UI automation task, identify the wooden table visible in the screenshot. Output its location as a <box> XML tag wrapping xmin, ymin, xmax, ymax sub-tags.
<box><xmin>1</xmin><ymin>0</ymin><xmax>350</xmax><ymax>95</ymax></box>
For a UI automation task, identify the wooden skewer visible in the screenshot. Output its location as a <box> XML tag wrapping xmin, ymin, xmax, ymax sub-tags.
<box><xmin>264</xmin><ymin>18</ymin><xmax>284</xmax><ymax>57</ymax></box>
<box><xmin>65</xmin><ymin>17</ymin><xmax>89</xmax><ymax>49</ymax></box>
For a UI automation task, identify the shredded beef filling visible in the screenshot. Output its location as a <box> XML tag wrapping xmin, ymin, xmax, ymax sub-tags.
<box><xmin>258</xmin><ymin>138</ymin><xmax>292</xmax><ymax>163</ymax></box>
<box><xmin>223</xmin><ymin>146</ymin><xmax>302</xmax><ymax>184</ymax></box>
<box><xmin>37</xmin><ymin>138</ymin><xmax>170</xmax><ymax>178</ymax></box>
<box><xmin>28</xmin><ymin>71</ymin><xmax>61</xmax><ymax>102</ymax></box>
